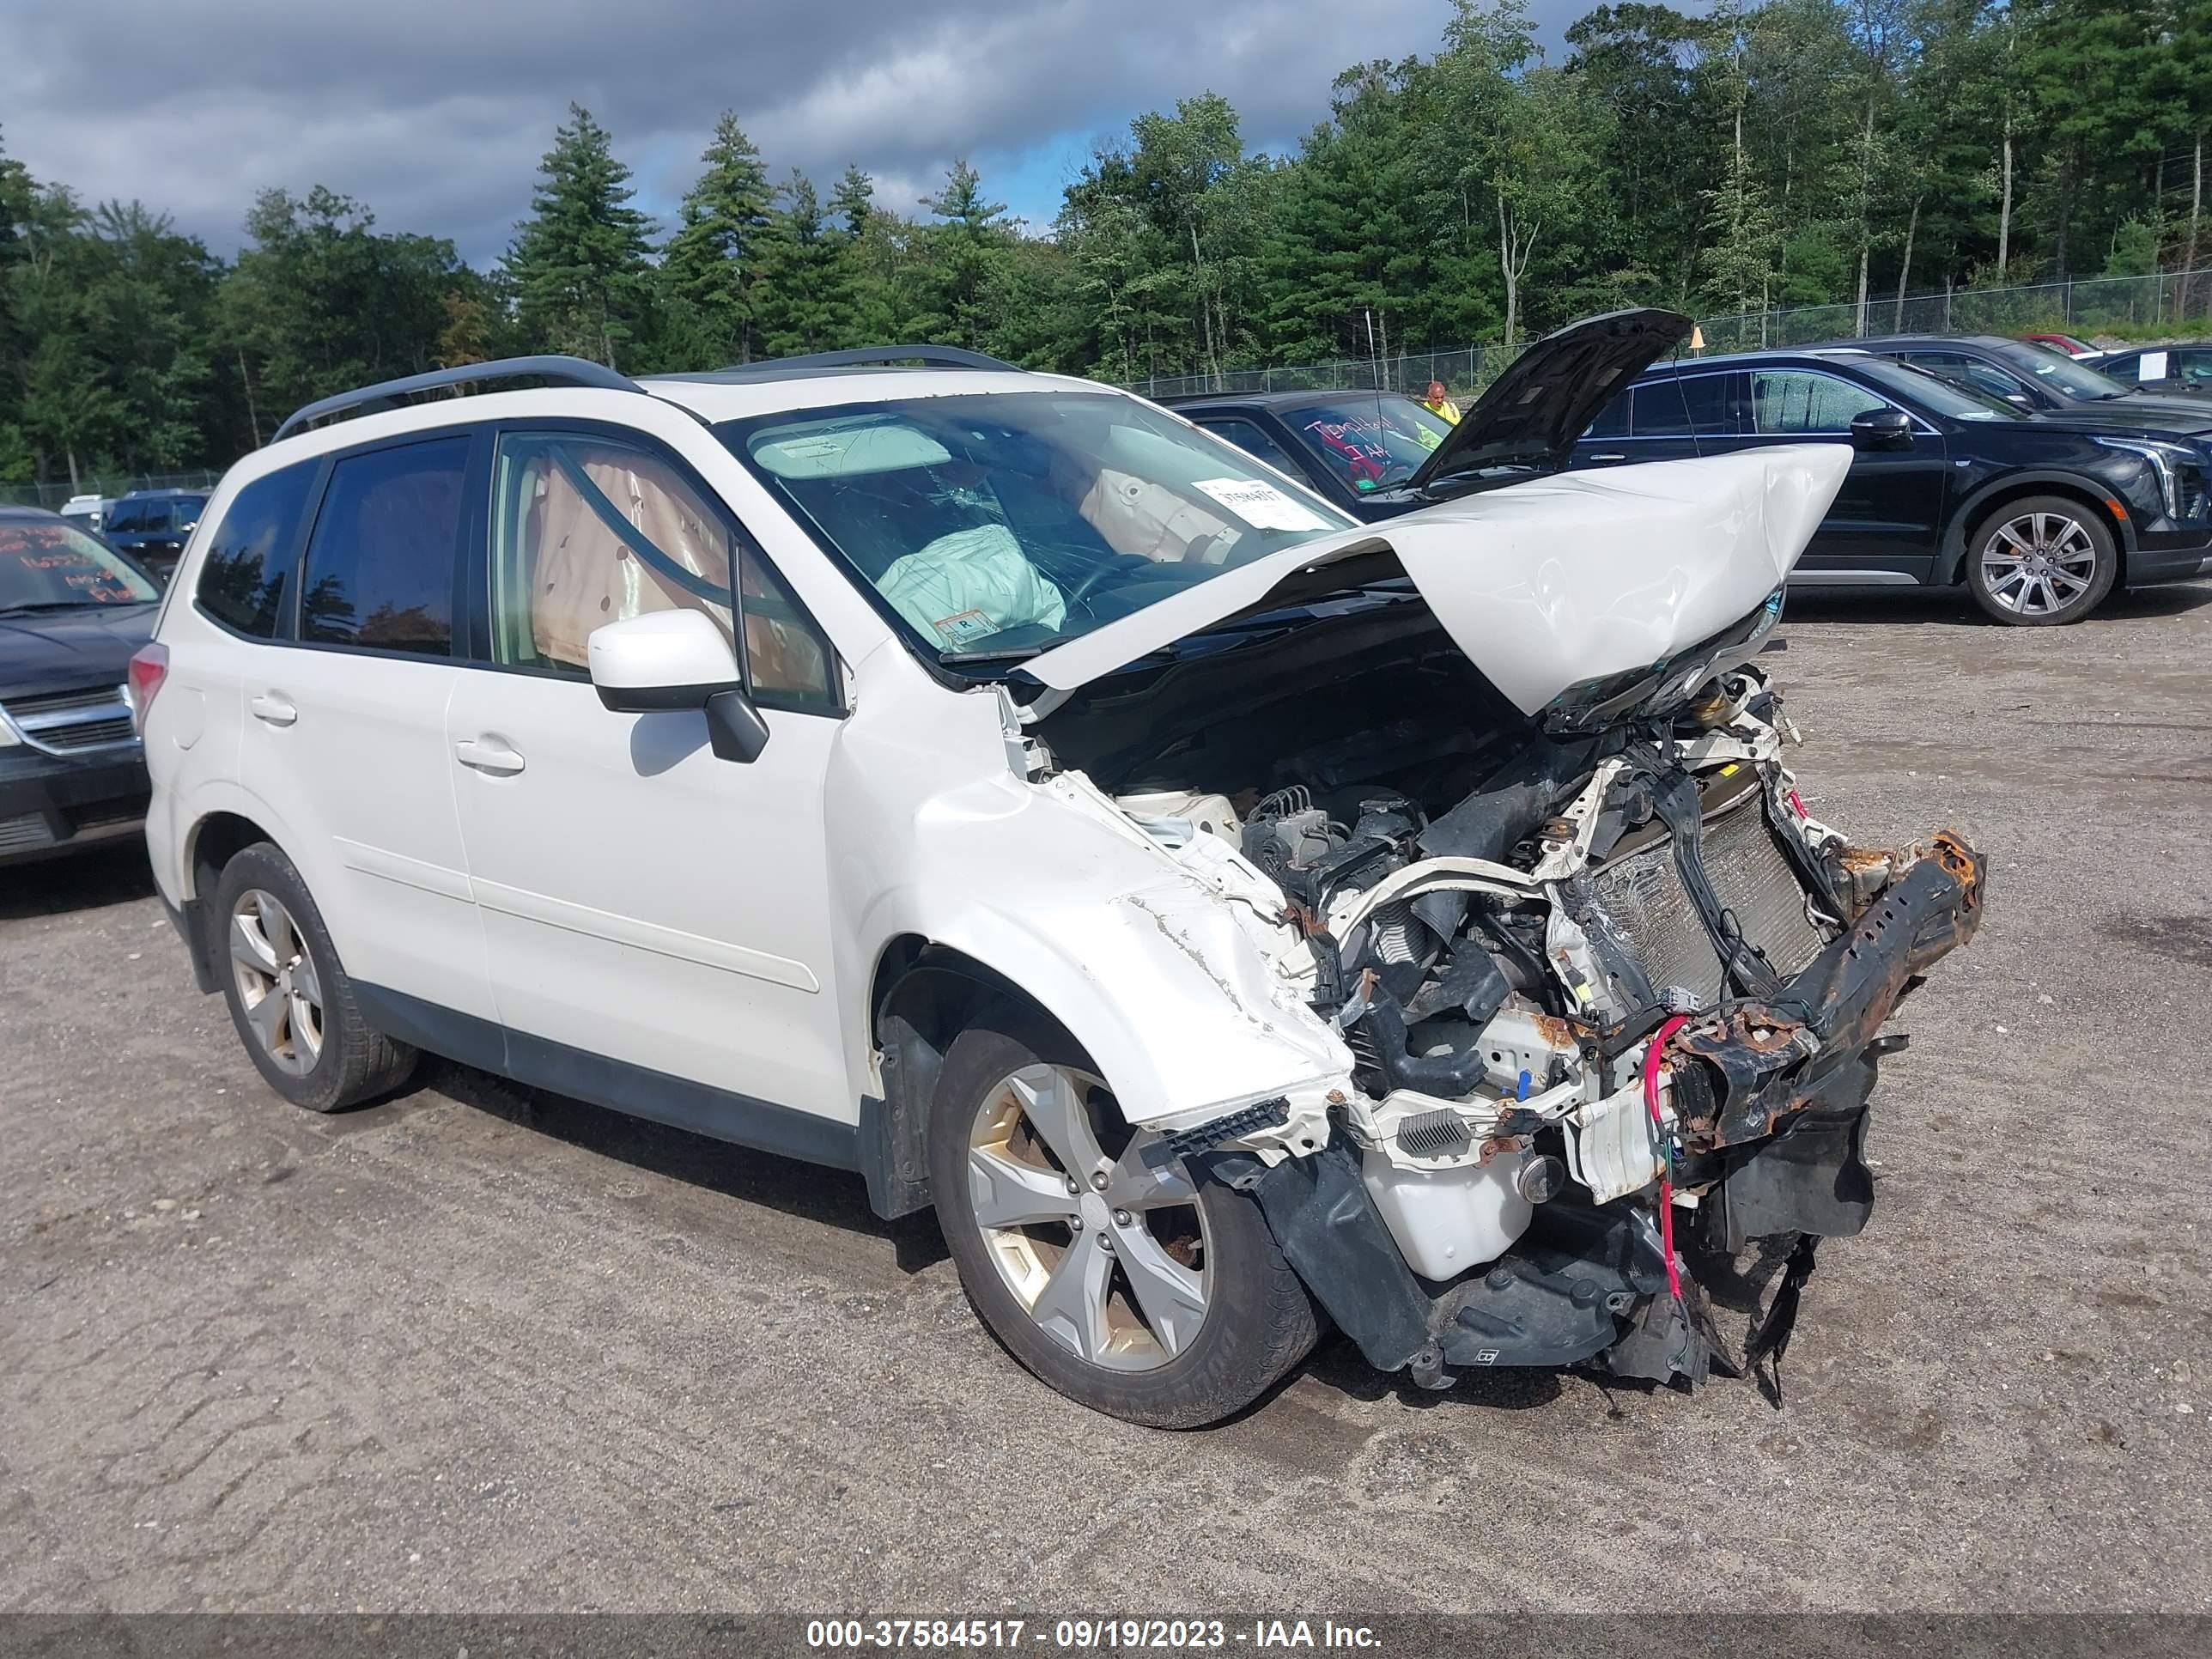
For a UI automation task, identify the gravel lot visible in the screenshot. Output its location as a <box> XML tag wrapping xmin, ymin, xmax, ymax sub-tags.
<box><xmin>3</xmin><ymin>584</ymin><xmax>2209</xmax><ymax>1616</ymax></box>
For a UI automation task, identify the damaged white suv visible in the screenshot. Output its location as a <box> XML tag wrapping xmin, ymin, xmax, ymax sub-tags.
<box><xmin>137</xmin><ymin>315</ymin><xmax>1984</xmax><ymax>1425</ymax></box>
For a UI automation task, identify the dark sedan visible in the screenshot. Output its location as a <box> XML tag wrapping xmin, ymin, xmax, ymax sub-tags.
<box><xmin>0</xmin><ymin>507</ymin><xmax>161</xmax><ymax>863</ymax></box>
<box><xmin>1576</xmin><ymin>349</ymin><xmax>2212</xmax><ymax>623</ymax></box>
<box><xmin>2088</xmin><ymin>343</ymin><xmax>2212</xmax><ymax>397</ymax></box>
<box><xmin>1852</xmin><ymin>332</ymin><xmax>2212</xmax><ymax>418</ymax></box>
<box><xmin>1164</xmin><ymin>309</ymin><xmax>1689</xmax><ymax>523</ymax></box>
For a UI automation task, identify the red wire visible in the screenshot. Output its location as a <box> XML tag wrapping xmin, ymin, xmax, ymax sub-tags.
<box><xmin>1644</xmin><ymin>1013</ymin><xmax>1693</xmax><ymax>1302</ymax></box>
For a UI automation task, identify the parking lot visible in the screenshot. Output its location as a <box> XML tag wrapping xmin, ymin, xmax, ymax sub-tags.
<box><xmin>3</xmin><ymin>583</ymin><xmax>2209</xmax><ymax>1616</ymax></box>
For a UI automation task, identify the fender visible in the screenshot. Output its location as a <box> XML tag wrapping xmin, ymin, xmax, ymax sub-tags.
<box><xmin>1937</xmin><ymin>468</ymin><xmax>2137</xmax><ymax>586</ymax></box>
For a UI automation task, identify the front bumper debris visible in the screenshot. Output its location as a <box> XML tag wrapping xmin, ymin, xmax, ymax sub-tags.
<box><xmin>1218</xmin><ymin>831</ymin><xmax>1987</xmax><ymax>1392</ymax></box>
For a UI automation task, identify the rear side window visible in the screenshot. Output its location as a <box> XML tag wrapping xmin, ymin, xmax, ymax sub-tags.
<box><xmin>1196</xmin><ymin>417</ymin><xmax>1307</xmax><ymax>479</ymax></box>
<box><xmin>106</xmin><ymin>501</ymin><xmax>146</xmax><ymax>534</ymax></box>
<box><xmin>1631</xmin><ymin>374</ymin><xmax>1736</xmax><ymax>438</ymax></box>
<box><xmin>300</xmin><ymin>437</ymin><xmax>469</xmax><ymax>655</ymax></box>
<box><xmin>1583</xmin><ymin>392</ymin><xmax>1629</xmax><ymax>439</ymax></box>
<box><xmin>196</xmin><ymin>465</ymin><xmax>319</xmax><ymax>638</ymax></box>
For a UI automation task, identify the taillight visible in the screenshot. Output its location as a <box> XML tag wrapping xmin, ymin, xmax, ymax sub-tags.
<box><xmin>126</xmin><ymin>641</ymin><xmax>169</xmax><ymax>736</ymax></box>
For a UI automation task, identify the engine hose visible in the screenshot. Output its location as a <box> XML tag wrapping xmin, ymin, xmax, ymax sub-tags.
<box><xmin>1644</xmin><ymin>1013</ymin><xmax>1694</xmax><ymax>1303</ymax></box>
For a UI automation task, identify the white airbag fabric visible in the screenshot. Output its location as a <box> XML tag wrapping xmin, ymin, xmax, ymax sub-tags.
<box><xmin>878</xmin><ymin>523</ymin><xmax>1068</xmax><ymax>648</ymax></box>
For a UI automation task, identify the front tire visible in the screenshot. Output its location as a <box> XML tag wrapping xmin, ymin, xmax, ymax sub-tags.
<box><xmin>927</xmin><ymin>1004</ymin><xmax>1318</xmax><ymax>1427</ymax></box>
<box><xmin>210</xmin><ymin>842</ymin><xmax>417</xmax><ymax>1112</ymax></box>
<box><xmin>1966</xmin><ymin>495</ymin><xmax>2117</xmax><ymax>625</ymax></box>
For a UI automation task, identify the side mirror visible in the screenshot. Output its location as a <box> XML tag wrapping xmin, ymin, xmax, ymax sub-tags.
<box><xmin>1849</xmin><ymin>408</ymin><xmax>1913</xmax><ymax>451</ymax></box>
<box><xmin>586</xmin><ymin>610</ymin><xmax>769</xmax><ymax>763</ymax></box>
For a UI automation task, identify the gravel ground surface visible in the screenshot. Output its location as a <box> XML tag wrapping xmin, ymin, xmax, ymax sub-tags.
<box><xmin>3</xmin><ymin>583</ymin><xmax>2209</xmax><ymax>1616</ymax></box>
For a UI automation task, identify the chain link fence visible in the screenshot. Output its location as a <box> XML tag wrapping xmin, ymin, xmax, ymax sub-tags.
<box><xmin>1126</xmin><ymin>268</ymin><xmax>2212</xmax><ymax>401</ymax></box>
<box><xmin>0</xmin><ymin>471</ymin><xmax>223</xmax><ymax>514</ymax></box>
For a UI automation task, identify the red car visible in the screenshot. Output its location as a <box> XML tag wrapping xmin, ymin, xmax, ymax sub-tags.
<box><xmin>2021</xmin><ymin>332</ymin><xmax>2099</xmax><ymax>358</ymax></box>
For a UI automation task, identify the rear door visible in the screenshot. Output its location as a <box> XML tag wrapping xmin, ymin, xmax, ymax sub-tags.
<box><xmin>1740</xmin><ymin>367</ymin><xmax>1947</xmax><ymax>580</ymax></box>
<box><xmin>443</xmin><ymin>421</ymin><xmax>855</xmax><ymax>1138</ymax></box>
<box><xmin>237</xmin><ymin>428</ymin><xmax>498</xmax><ymax>1033</ymax></box>
<box><xmin>1573</xmin><ymin>369</ymin><xmax>1741</xmax><ymax>466</ymax></box>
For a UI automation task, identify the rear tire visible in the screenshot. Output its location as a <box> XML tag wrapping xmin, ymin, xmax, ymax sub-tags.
<box><xmin>1966</xmin><ymin>495</ymin><xmax>2117</xmax><ymax>625</ymax></box>
<box><xmin>927</xmin><ymin>1002</ymin><xmax>1318</xmax><ymax>1426</ymax></box>
<box><xmin>210</xmin><ymin>842</ymin><xmax>417</xmax><ymax>1113</ymax></box>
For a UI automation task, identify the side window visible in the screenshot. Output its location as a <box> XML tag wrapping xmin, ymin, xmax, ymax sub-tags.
<box><xmin>195</xmin><ymin>464</ymin><xmax>319</xmax><ymax>639</ymax></box>
<box><xmin>300</xmin><ymin>435</ymin><xmax>469</xmax><ymax>655</ymax></box>
<box><xmin>106</xmin><ymin>501</ymin><xmax>146</xmax><ymax>534</ymax></box>
<box><xmin>489</xmin><ymin>431</ymin><xmax>838</xmax><ymax>712</ymax></box>
<box><xmin>1583</xmin><ymin>391</ymin><xmax>1629</xmax><ymax>440</ymax></box>
<box><xmin>1631</xmin><ymin>374</ymin><xmax>1737</xmax><ymax>438</ymax></box>
<box><xmin>1748</xmin><ymin>370</ymin><xmax>1887</xmax><ymax>435</ymax></box>
<box><xmin>1198</xmin><ymin>417</ymin><xmax>1307</xmax><ymax>478</ymax></box>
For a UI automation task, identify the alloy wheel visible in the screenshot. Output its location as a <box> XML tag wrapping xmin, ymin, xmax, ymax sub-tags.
<box><xmin>228</xmin><ymin>888</ymin><xmax>324</xmax><ymax>1074</ymax></box>
<box><xmin>1980</xmin><ymin>511</ymin><xmax>2100</xmax><ymax>617</ymax></box>
<box><xmin>966</xmin><ymin>1064</ymin><xmax>1211</xmax><ymax>1372</ymax></box>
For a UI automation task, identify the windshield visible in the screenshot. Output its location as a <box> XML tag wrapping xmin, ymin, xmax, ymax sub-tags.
<box><xmin>1854</xmin><ymin>357</ymin><xmax>2025</xmax><ymax>422</ymax></box>
<box><xmin>1985</xmin><ymin>340</ymin><xmax>2130</xmax><ymax>402</ymax></box>
<box><xmin>1279</xmin><ymin>394</ymin><xmax>1454</xmax><ymax>491</ymax></box>
<box><xmin>721</xmin><ymin>390</ymin><xmax>1356</xmax><ymax>660</ymax></box>
<box><xmin>0</xmin><ymin>520</ymin><xmax>159</xmax><ymax>611</ymax></box>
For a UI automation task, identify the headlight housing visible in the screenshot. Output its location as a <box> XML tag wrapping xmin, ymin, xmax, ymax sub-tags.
<box><xmin>2094</xmin><ymin>437</ymin><xmax>2208</xmax><ymax>521</ymax></box>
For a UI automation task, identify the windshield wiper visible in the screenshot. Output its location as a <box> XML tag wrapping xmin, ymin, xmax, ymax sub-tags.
<box><xmin>939</xmin><ymin>644</ymin><xmax>1044</xmax><ymax>664</ymax></box>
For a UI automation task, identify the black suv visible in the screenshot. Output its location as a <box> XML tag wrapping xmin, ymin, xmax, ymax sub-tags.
<box><xmin>1580</xmin><ymin>348</ymin><xmax>2212</xmax><ymax>623</ymax></box>
<box><xmin>101</xmin><ymin>488</ymin><xmax>209</xmax><ymax>580</ymax></box>
<box><xmin>0</xmin><ymin>506</ymin><xmax>161</xmax><ymax>863</ymax></box>
<box><xmin>1852</xmin><ymin>333</ymin><xmax>2212</xmax><ymax>418</ymax></box>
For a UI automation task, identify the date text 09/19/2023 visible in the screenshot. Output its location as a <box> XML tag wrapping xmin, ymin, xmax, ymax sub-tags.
<box><xmin>804</xmin><ymin>1619</ymin><xmax>1382</xmax><ymax>1650</ymax></box>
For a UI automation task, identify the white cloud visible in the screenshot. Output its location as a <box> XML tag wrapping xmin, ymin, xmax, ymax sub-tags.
<box><xmin>0</xmin><ymin>0</ymin><xmax>1601</xmax><ymax>262</ymax></box>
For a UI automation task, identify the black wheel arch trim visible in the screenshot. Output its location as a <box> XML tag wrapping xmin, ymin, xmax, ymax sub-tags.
<box><xmin>865</xmin><ymin>943</ymin><xmax>1044</xmax><ymax>1220</ymax></box>
<box><xmin>1939</xmin><ymin>470</ymin><xmax>2137</xmax><ymax>586</ymax></box>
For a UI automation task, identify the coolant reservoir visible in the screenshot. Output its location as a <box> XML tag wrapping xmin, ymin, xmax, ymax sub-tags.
<box><xmin>1360</xmin><ymin>1146</ymin><xmax>1534</xmax><ymax>1281</ymax></box>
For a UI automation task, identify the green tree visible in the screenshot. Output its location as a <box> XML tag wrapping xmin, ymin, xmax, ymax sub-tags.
<box><xmin>502</xmin><ymin>104</ymin><xmax>656</xmax><ymax>367</ymax></box>
<box><xmin>909</xmin><ymin>161</ymin><xmax>1013</xmax><ymax>349</ymax></box>
<box><xmin>660</xmin><ymin>112</ymin><xmax>774</xmax><ymax>366</ymax></box>
<box><xmin>750</xmin><ymin>172</ymin><xmax>854</xmax><ymax>355</ymax></box>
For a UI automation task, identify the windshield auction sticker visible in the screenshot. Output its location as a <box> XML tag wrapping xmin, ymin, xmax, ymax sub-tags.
<box><xmin>1190</xmin><ymin>477</ymin><xmax>1331</xmax><ymax>532</ymax></box>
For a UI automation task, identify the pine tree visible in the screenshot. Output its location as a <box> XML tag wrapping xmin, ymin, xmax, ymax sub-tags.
<box><xmin>502</xmin><ymin>104</ymin><xmax>656</xmax><ymax>368</ymax></box>
<box><xmin>751</xmin><ymin>173</ymin><xmax>853</xmax><ymax>356</ymax></box>
<box><xmin>912</xmin><ymin>161</ymin><xmax>1012</xmax><ymax>349</ymax></box>
<box><xmin>830</xmin><ymin>166</ymin><xmax>875</xmax><ymax>240</ymax></box>
<box><xmin>661</xmin><ymin>112</ymin><xmax>773</xmax><ymax>365</ymax></box>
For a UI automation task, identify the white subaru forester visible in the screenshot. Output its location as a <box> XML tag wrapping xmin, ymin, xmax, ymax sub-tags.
<box><xmin>137</xmin><ymin>318</ymin><xmax>1984</xmax><ymax>1425</ymax></box>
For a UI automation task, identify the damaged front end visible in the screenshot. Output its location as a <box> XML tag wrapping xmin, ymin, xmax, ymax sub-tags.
<box><xmin>1043</xmin><ymin>649</ymin><xmax>1984</xmax><ymax>1397</ymax></box>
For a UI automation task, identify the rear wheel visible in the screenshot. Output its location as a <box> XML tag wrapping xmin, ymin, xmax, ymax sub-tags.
<box><xmin>210</xmin><ymin>843</ymin><xmax>417</xmax><ymax>1112</ymax></box>
<box><xmin>927</xmin><ymin>1006</ymin><xmax>1317</xmax><ymax>1426</ymax></box>
<box><xmin>1966</xmin><ymin>495</ymin><xmax>2117</xmax><ymax>625</ymax></box>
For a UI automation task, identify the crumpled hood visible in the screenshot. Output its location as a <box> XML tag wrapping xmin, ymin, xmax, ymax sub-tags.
<box><xmin>1021</xmin><ymin>444</ymin><xmax>1852</xmax><ymax>714</ymax></box>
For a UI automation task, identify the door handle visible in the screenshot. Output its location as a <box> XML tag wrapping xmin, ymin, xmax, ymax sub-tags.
<box><xmin>1588</xmin><ymin>453</ymin><xmax>1628</xmax><ymax>464</ymax></box>
<box><xmin>249</xmin><ymin>693</ymin><xmax>298</xmax><ymax>727</ymax></box>
<box><xmin>454</xmin><ymin>737</ymin><xmax>526</xmax><ymax>776</ymax></box>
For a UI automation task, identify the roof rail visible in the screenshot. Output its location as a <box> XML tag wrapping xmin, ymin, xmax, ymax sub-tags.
<box><xmin>270</xmin><ymin>355</ymin><xmax>646</xmax><ymax>443</ymax></box>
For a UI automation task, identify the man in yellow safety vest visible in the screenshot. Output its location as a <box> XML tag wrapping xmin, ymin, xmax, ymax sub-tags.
<box><xmin>1422</xmin><ymin>380</ymin><xmax>1461</xmax><ymax>423</ymax></box>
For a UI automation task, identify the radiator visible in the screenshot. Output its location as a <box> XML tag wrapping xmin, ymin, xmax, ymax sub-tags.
<box><xmin>1587</xmin><ymin>787</ymin><xmax>1830</xmax><ymax>1005</ymax></box>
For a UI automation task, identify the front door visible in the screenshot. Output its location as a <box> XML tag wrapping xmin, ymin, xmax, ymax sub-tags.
<box><xmin>444</xmin><ymin>423</ymin><xmax>854</xmax><ymax>1131</ymax></box>
<box><xmin>1739</xmin><ymin>368</ymin><xmax>1948</xmax><ymax>580</ymax></box>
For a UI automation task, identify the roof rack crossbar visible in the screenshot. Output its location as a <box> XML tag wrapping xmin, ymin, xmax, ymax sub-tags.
<box><xmin>720</xmin><ymin>343</ymin><xmax>1018</xmax><ymax>374</ymax></box>
<box><xmin>271</xmin><ymin>355</ymin><xmax>647</xmax><ymax>443</ymax></box>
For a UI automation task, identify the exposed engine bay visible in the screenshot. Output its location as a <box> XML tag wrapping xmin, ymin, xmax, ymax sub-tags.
<box><xmin>1025</xmin><ymin>599</ymin><xmax>1986</xmax><ymax>1396</ymax></box>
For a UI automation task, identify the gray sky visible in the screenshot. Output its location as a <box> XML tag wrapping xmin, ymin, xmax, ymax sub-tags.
<box><xmin>3</xmin><ymin>0</ymin><xmax>1602</xmax><ymax>264</ymax></box>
